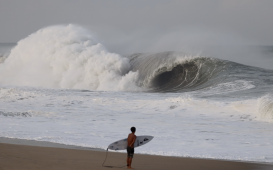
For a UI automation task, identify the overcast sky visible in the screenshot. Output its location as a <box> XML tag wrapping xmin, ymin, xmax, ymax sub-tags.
<box><xmin>1</xmin><ymin>0</ymin><xmax>273</xmax><ymax>54</ymax></box>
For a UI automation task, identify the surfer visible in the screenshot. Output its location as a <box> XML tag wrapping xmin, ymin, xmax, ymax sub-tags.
<box><xmin>127</xmin><ymin>127</ymin><xmax>136</xmax><ymax>169</ymax></box>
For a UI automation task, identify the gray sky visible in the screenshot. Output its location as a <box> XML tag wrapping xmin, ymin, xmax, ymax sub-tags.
<box><xmin>1</xmin><ymin>0</ymin><xmax>273</xmax><ymax>54</ymax></box>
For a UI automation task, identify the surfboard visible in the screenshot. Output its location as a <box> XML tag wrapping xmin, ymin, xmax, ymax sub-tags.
<box><xmin>108</xmin><ymin>136</ymin><xmax>153</xmax><ymax>150</ymax></box>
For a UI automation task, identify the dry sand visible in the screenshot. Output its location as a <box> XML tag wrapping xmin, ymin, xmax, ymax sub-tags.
<box><xmin>0</xmin><ymin>138</ymin><xmax>272</xmax><ymax>170</ymax></box>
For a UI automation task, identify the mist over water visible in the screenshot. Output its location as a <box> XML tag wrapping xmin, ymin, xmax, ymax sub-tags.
<box><xmin>96</xmin><ymin>27</ymin><xmax>273</xmax><ymax>70</ymax></box>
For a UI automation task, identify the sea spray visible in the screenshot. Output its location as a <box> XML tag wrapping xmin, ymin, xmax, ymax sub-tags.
<box><xmin>0</xmin><ymin>53</ymin><xmax>8</xmax><ymax>63</ymax></box>
<box><xmin>257</xmin><ymin>94</ymin><xmax>273</xmax><ymax>122</ymax></box>
<box><xmin>0</xmin><ymin>25</ymin><xmax>139</xmax><ymax>91</ymax></box>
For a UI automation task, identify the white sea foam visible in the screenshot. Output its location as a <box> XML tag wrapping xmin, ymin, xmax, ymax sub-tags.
<box><xmin>257</xmin><ymin>94</ymin><xmax>273</xmax><ymax>122</ymax></box>
<box><xmin>0</xmin><ymin>56</ymin><xmax>7</xmax><ymax>63</ymax></box>
<box><xmin>1</xmin><ymin>87</ymin><xmax>273</xmax><ymax>163</ymax></box>
<box><xmin>202</xmin><ymin>80</ymin><xmax>255</xmax><ymax>95</ymax></box>
<box><xmin>0</xmin><ymin>25</ymin><xmax>139</xmax><ymax>91</ymax></box>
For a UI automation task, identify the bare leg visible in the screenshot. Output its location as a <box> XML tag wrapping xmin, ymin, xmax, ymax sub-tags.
<box><xmin>127</xmin><ymin>158</ymin><xmax>134</xmax><ymax>169</ymax></box>
<box><xmin>127</xmin><ymin>157</ymin><xmax>129</xmax><ymax>166</ymax></box>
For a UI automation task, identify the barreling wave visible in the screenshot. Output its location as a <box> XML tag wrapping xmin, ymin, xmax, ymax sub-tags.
<box><xmin>129</xmin><ymin>52</ymin><xmax>229</xmax><ymax>92</ymax></box>
<box><xmin>0</xmin><ymin>24</ymin><xmax>272</xmax><ymax>94</ymax></box>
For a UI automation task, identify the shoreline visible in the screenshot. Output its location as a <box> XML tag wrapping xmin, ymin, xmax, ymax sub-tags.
<box><xmin>0</xmin><ymin>137</ymin><xmax>271</xmax><ymax>164</ymax></box>
<box><xmin>0</xmin><ymin>137</ymin><xmax>272</xmax><ymax>170</ymax></box>
<box><xmin>0</xmin><ymin>137</ymin><xmax>104</xmax><ymax>151</ymax></box>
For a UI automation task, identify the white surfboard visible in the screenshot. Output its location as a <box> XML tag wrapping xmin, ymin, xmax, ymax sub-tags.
<box><xmin>108</xmin><ymin>136</ymin><xmax>153</xmax><ymax>150</ymax></box>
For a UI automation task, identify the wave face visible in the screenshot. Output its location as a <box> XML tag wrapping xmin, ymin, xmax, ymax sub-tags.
<box><xmin>129</xmin><ymin>52</ymin><xmax>229</xmax><ymax>92</ymax></box>
<box><xmin>128</xmin><ymin>51</ymin><xmax>273</xmax><ymax>94</ymax></box>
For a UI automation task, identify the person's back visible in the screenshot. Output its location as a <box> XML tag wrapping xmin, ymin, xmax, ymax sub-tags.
<box><xmin>127</xmin><ymin>133</ymin><xmax>136</xmax><ymax>148</ymax></box>
<box><xmin>127</xmin><ymin>127</ymin><xmax>136</xmax><ymax>169</ymax></box>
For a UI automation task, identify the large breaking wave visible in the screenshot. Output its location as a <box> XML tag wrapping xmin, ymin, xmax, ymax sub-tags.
<box><xmin>129</xmin><ymin>52</ymin><xmax>228</xmax><ymax>92</ymax></box>
<box><xmin>0</xmin><ymin>24</ymin><xmax>272</xmax><ymax>93</ymax></box>
<box><xmin>0</xmin><ymin>25</ymin><xmax>139</xmax><ymax>91</ymax></box>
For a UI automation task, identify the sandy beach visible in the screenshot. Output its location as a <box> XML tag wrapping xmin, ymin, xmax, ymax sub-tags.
<box><xmin>0</xmin><ymin>138</ymin><xmax>272</xmax><ymax>170</ymax></box>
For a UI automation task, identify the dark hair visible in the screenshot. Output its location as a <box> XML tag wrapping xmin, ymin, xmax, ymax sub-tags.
<box><xmin>131</xmin><ymin>127</ymin><xmax>136</xmax><ymax>133</ymax></box>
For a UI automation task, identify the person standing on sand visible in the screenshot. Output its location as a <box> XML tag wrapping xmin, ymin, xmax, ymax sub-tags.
<box><xmin>127</xmin><ymin>127</ymin><xmax>136</xmax><ymax>169</ymax></box>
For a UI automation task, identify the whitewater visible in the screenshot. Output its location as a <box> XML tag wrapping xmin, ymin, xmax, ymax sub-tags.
<box><xmin>1</xmin><ymin>24</ymin><xmax>273</xmax><ymax>163</ymax></box>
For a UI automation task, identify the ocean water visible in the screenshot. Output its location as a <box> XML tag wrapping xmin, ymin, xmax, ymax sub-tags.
<box><xmin>1</xmin><ymin>25</ymin><xmax>273</xmax><ymax>162</ymax></box>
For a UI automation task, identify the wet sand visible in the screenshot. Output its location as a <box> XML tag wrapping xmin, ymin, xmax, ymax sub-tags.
<box><xmin>0</xmin><ymin>138</ymin><xmax>272</xmax><ymax>170</ymax></box>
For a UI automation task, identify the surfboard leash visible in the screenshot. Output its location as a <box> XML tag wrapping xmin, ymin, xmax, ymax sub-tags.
<box><xmin>102</xmin><ymin>148</ymin><xmax>127</xmax><ymax>168</ymax></box>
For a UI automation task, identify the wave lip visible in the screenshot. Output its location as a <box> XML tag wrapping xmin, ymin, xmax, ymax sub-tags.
<box><xmin>129</xmin><ymin>51</ymin><xmax>228</xmax><ymax>92</ymax></box>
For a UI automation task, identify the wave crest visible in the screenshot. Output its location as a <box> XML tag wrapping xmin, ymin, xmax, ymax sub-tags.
<box><xmin>0</xmin><ymin>25</ymin><xmax>139</xmax><ymax>91</ymax></box>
